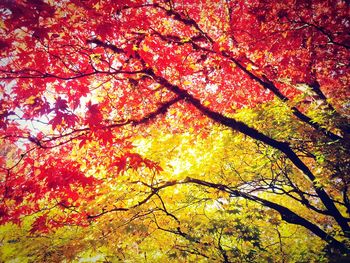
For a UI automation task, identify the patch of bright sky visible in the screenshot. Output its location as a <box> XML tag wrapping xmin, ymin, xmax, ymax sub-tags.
<box><xmin>205</xmin><ymin>83</ymin><xmax>218</xmax><ymax>94</ymax></box>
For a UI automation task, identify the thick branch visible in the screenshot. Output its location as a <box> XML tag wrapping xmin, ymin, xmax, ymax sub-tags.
<box><xmin>139</xmin><ymin>11</ymin><xmax>344</xmax><ymax>141</ymax></box>
<box><xmin>220</xmin><ymin>52</ymin><xmax>343</xmax><ymax>142</ymax></box>
<box><xmin>182</xmin><ymin>177</ymin><xmax>350</xmax><ymax>254</ymax></box>
<box><xmin>145</xmin><ymin>68</ymin><xmax>350</xmax><ymax>237</ymax></box>
<box><xmin>290</xmin><ymin>19</ymin><xmax>350</xmax><ymax>50</ymax></box>
<box><xmin>87</xmin><ymin>36</ymin><xmax>344</xmax><ymax>142</ymax></box>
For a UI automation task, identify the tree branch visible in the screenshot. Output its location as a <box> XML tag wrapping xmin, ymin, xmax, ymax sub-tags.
<box><xmin>181</xmin><ymin>177</ymin><xmax>350</xmax><ymax>254</ymax></box>
<box><xmin>143</xmin><ymin>68</ymin><xmax>350</xmax><ymax>237</ymax></box>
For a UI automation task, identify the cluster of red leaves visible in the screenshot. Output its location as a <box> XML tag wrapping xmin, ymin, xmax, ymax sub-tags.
<box><xmin>0</xmin><ymin>158</ymin><xmax>99</xmax><ymax>227</ymax></box>
<box><xmin>29</xmin><ymin>212</ymin><xmax>90</xmax><ymax>234</ymax></box>
<box><xmin>111</xmin><ymin>152</ymin><xmax>163</xmax><ymax>175</ymax></box>
<box><xmin>228</xmin><ymin>0</ymin><xmax>349</xmax><ymax>95</ymax></box>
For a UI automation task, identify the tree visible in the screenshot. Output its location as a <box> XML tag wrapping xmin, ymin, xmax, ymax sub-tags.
<box><xmin>0</xmin><ymin>0</ymin><xmax>349</xmax><ymax>261</ymax></box>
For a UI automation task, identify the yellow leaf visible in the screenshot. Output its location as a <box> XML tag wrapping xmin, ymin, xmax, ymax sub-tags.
<box><xmin>93</xmin><ymin>2</ymin><xmax>100</xmax><ymax>9</ymax></box>
<box><xmin>90</xmin><ymin>54</ymin><xmax>101</xmax><ymax>64</ymax></box>
<box><xmin>246</xmin><ymin>63</ymin><xmax>258</xmax><ymax>71</ymax></box>
<box><xmin>25</xmin><ymin>95</ymin><xmax>36</xmax><ymax>105</ymax></box>
<box><xmin>189</xmin><ymin>63</ymin><xmax>196</xmax><ymax>70</ymax></box>
<box><xmin>203</xmin><ymin>100</ymin><xmax>210</xmax><ymax>106</ymax></box>
<box><xmin>0</xmin><ymin>20</ymin><xmax>7</xmax><ymax>30</ymax></box>
<box><xmin>105</xmin><ymin>81</ymin><xmax>112</xmax><ymax>89</ymax></box>
<box><xmin>142</xmin><ymin>45</ymin><xmax>150</xmax><ymax>52</ymax></box>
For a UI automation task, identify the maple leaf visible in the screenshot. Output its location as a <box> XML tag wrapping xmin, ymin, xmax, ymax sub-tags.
<box><xmin>49</xmin><ymin>112</ymin><xmax>79</xmax><ymax>129</ymax></box>
<box><xmin>86</xmin><ymin>102</ymin><xmax>103</xmax><ymax>128</ymax></box>
<box><xmin>96</xmin><ymin>22</ymin><xmax>116</xmax><ymax>39</ymax></box>
<box><xmin>111</xmin><ymin>155</ymin><xmax>127</xmax><ymax>175</ymax></box>
<box><xmin>32</xmin><ymin>27</ymin><xmax>50</xmax><ymax>40</ymax></box>
<box><xmin>30</xmin><ymin>214</ymin><xmax>49</xmax><ymax>234</ymax></box>
<box><xmin>125</xmin><ymin>43</ymin><xmax>137</xmax><ymax>58</ymax></box>
<box><xmin>54</xmin><ymin>97</ymin><xmax>68</xmax><ymax>112</ymax></box>
<box><xmin>0</xmin><ymin>40</ymin><xmax>10</xmax><ymax>51</ymax></box>
<box><xmin>110</xmin><ymin>152</ymin><xmax>163</xmax><ymax>175</ymax></box>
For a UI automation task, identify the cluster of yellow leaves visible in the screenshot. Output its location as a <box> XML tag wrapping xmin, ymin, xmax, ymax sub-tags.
<box><xmin>2</xmin><ymin>99</ymin><xmax>340</xmax><ymax>262</ymax></box>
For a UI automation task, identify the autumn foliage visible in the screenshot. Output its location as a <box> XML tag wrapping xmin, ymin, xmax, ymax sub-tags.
<box><xmin>0</xmin><ymin>0</ymin><xmax>349</xmax><ymax>262</ymax></box>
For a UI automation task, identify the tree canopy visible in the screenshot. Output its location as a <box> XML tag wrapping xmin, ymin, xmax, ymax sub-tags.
<box><xmin>0</xmin><ymin>0</ymin><xmax>349</xmax><ymax>262</ymax></box>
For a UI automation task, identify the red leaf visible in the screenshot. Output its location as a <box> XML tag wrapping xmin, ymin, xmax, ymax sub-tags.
<box><xmin>30</xmin><ymin>214</ymin><xmax>49</xmax><ymax>234</ymax></box>
<box><xmin>55</xmin><ymin>97</ymin><xmax>68</xmax><ymax>111</ymax></box>
<box><xmin>32</xmin><ymin>27</ymin><xmax>49</xmax><ymax>40</ymax></box>
<box><xmin>0</xmin><ymin>40</ymin><xmax>10</xmax><ymax>51</ymax></box>
<box><xmin>111</xmin><ymin>156</ymin><xmax>127</xmax><ymax>175</ymax></box>
<box><xmin>125</xmin><ymin>43</ymin><xmax>136</xmax><ymax>58</ymax></box>
<box><xmin>86</xmin><ymin>102</ymin><xmax>103</xmax><ymax>128</ymax></box>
